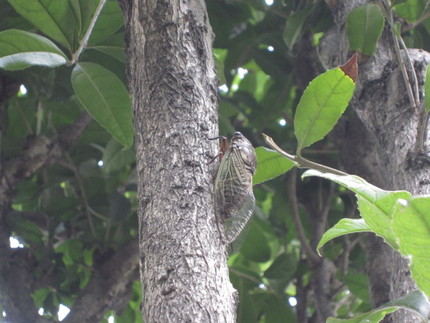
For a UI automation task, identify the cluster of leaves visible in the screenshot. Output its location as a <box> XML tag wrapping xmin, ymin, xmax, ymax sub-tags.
<box><xmin>210</xmin><ymin>0</ymin><xmax>430</xmax><ymax>322</ymax></box>
<box><xmin>0</xmin><ymin>0</ymin><xmax>139</xmax><ymax>321</ymax></box>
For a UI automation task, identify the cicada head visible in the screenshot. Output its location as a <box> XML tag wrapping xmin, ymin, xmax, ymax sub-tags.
<box><xmin>230</xmin><ymin>132</ymin><xmax>257</xmax><ymax>174</ymax></box>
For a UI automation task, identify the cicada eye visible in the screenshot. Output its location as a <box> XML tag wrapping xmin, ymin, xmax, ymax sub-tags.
<box><xmin>238</xmin><ymin>145</ymin><xmax>256</xmax><ymax>172</ymax></box>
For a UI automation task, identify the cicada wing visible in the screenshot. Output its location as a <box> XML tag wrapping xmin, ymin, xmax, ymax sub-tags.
<box><xmin>227</xmin><ymin>216</ymin><xmax>252</xmax><ymax>255</ymax></box>
<box><xmin>223</xmin><ymin>191</ymin><xmax>255</xmax><ymax>244</ymax></box>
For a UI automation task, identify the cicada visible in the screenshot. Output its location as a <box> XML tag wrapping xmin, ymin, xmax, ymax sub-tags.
<box><xmin>214</xmin><ymin>132</ymin><xmax>257</xmax><ymax>245</ymax></box>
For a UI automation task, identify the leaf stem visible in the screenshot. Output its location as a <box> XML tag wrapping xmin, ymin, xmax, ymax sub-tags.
<box><xmin>415</xmin><ymin>108</ymin><xmax>429</xmax><ymax>153</ymax></box>
<box><xmin>69</xmin><ymin>0</ymin><xmax>107</xmax><ymax>65</ymax></box>
<box><xmin>263</xmin><ymin>134</ymin><xmax>347</xmax><ymax>176</ymax></box>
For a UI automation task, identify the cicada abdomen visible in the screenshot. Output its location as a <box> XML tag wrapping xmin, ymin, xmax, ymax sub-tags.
<box><xmin>215</xmin><ymin>132</ymin><xmax>257</xmax><ymax>244</ymax></box>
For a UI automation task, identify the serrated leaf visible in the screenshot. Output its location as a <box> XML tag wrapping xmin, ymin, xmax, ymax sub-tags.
<box><xmin>71</xmin><ymin>62</ymin><xmax>134</xmax><ymax>147</ymax></box>
<box><xmin>393</xmin><ymin>197</ymin><xmax>430</xmax><ymax>299</ymax></box>
<box><xmin>303</xmin><ymin>169</ymin><xmax>411</xmax><ymax>248</ymax></box>
<box><xmin>425</xmin><ymin>65</ymin><xmax>430</xmax><ymax>112</ymax></box>
<box><xmin>294</xmin><ymin>68</ymin><xmax>355</xmax><ymax>152</ymax></box>
<box><xmin>327</xmin><ymin>291</ymin><xmax>430</xmax><ymax>323</ymax></box>
<box><xmin>0</xmin><ymin>29</ymin><xmax>67</xmax><ymax>70</ymax></box>
<box><xmin>253</xmin><ymin>147</ymin><xmax>296</xmax><ymax>185</ymax></box>
<box><xmin>317</xmin><ymin>218</ymin><xmax>371</xmax><ymax>255</ymax></box>
<box><xmin>7</xmin><ymin>0</ymin><xmax>77</xmax><ymax>49</ymax></box>
<box><xmin>346</xmin><ymin>4</ymin><xmax>385</xmax><ymax>56</ymax></box>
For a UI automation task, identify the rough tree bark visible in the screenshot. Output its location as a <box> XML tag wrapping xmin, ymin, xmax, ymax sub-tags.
<box><xmin>320</xmin><ymin>0</ymin><xmax>430</xmax><ymax>321</ymax></box>
<box><xmin>119</xmin><ymin>1</ymin><xmax>236</xmax><ymax>322</ymax></box>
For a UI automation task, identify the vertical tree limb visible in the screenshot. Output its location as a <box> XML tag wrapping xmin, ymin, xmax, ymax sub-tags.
<box><xmin>119</xmin><ymin>0</ymin><xmax>236</xmax><ymax>321</ymax></box>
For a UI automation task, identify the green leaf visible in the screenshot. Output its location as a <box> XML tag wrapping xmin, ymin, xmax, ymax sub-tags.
<box><xmin>425</xmin><ymin>65</ymin><xmax>430</xmax><ymax>112</ymax></box>
<box><xmin>56</xmin><ymin>239</ymin><xmax>84</xmax><ymax>266</ymax></box>
<box><xmin>317</xmin><ymin>218</ymin><xmax>371</xmax><ymax>255</ymax></box>
<box><xmin>263</xmin><ymin>293</ymin><xmax>297</xmax><ymax>323</ymax></box>
<box><xmin>88</xmin><ymin>1</ymin><xmax>123</xmax><ymax>45</ymax></box>
<box><xmin>346</xmin><ymin>4</ymin><xmax>385</xmax><ymax>56</ymax></box>
<box><xmin>240</xmin><ymin>220</ymin><xmax>271</xmax><ymax>263</ymax></box>
<box><xmin>303</xmin><ymin>170</ymin><xmax>411</xmax><ymax>248</ymax></box>
<box><xmin>69</xmin><ymin>0</ymin><xmax>97</xmax><ymax>39</ymax></box>
<box><xmin>393</xmin><ymin>197</ymin><xmax>430</xmax><ymax>299</ymax></box>
<box><xmin>31</xmin><ymin>288</ymin><xmax>51</xmax><ymax>309</ymax></box>
<box><xmin>91</xmin><ymin>45</ymin><xmax>125</xmax><ymax>63</ymax></box>
<box><xmin>343</xmin><ymin>272</ymin><xmax>370</xmax><ymax>301</ymax></box>
<box><xmin>89</xmin><ymin>32</ymin><xmax>126</xmax><ymax>63</ymax></box>
<box><xmin>294</xmin><ymin>68</ymin><xmax>355</xmax><ymax>152</ymax></box>
<box><xmin>264</xmin><ymin>252</ymin><xmax>298</xmax><ymax>279</ymax></box>
<box><xmin>327</xmin><ymin>291</ymin><xmax>430</xmax><ymax>323</ymax></box>
<box><xmin>283</xmin><ymin>8</ymin><xmax>312</xmax><ymax>50</ymax></box>
<box><xmin>327</xmin><ymin>307</ymin><xmax>397</xmax><ymax>323</ymax></box>
<box><xmin>71</xmin><ymin>62</ymin><xmax>134</xmax><ymax>147</ymax></box>
<box><xmin>229</xmin><ymin>266</ymin><xmax>260</xmax><ymax>323</ymax></box>
<box><xmin>394</xmin><ymin>0</ymin><xmax>427</xmax><ymax>23</ymax></box>
<box><xmin>8</xmin><ymin>216</ymin><xmax>44</xmax><ymax>245</ymax></box>
<box><xmin>102</xmin><ymin>139</ymin><xmax>135</xmax><ymax>173</ymax></box>
<box><xmin>253</xmin><ymin>147</ymin><xmax>296</xmax><ymax>185</ymax></box>
<box><xmin>7</xmin><ymin>0</ymin><xmax>77</xmax><ymax>49</ymax></box>
<box><xmin>0</xmin><ymin>29</ymin><xmax>67</xmax><ymax>70</ymax></box>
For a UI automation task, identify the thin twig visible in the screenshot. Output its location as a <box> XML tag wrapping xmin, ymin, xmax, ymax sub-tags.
<box><xmin>63</xmin><ymin>154</ymin><xmax>97</xmax><ymax>239</ymax></box>
<box><xmin>415</xmin><ymin>108</ymin><xmax>429</xmax><ymax>152</ymax></box>
<box><xmin>228</xmin><ymin>267</ymin><xmax>270</xmax><ymax>288</ymax></box>
<box><xmin>398</xmin><ymin>36</ymin><xmax>420</xmax><ymax>105</ymax></box>
<box><xmin>263</xmin><ymin>133</ymin><xmax>347</xmax><ymax>176</ymax></box>
<box><xmin>287</xmin><ymin>169</ymin><xmax>321</xmax><ymax>266</ymax></box>
<box><xmin>69</xmin><ymin>0</ymin><xmax>107</xmax><ymax>65</ymax></box>
<box><xmin>380</xmin><ymin>0</ymin><xmax>417</xmax><ymax>108</ymax></box>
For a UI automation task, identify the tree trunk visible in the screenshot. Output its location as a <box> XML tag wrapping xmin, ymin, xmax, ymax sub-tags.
<box><xmin>320</xmin><ymin>0</ymin><xmax>430</xmax><ymax>321</ymax></box>
<box><xmin>119</xmin><ymin>1</ymin><xmax>236</xmax><ymax>322</ymax></box>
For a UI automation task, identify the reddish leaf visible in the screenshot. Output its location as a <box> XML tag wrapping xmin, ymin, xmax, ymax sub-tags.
<box><xmin>340</xmin><ymin>53</ymin><xmax>359</xmax><ymax>82</ymax></box>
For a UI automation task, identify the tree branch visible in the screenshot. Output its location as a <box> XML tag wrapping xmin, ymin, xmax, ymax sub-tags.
<box><xmin>63</xmin><ymin>239</ymin><xmax>139</xmax><ymax>323</ymax></box>
<box><xmin>286</xmin><ymin>169</ymin><xmax>321</xmax><ymax>266</ymax></box>
<box><xmin>0</xmin><ymin>111</ymin><xmax>92</xmax><ymax>208</ymax></box>
<box><xmin>0</xmin><ymin>112</ymin><xmax>93</xmax><ymax>322</ymax></box>
<box><xmin>263</xmin><ymin>134</ymin><xmax>347</xmax><ymax>176</ymax></box>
